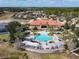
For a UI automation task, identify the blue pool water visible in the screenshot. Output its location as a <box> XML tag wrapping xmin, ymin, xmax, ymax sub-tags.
<box><xmin>35</xmin><ymin>34</ymin><xmax>53</xmax><ymax>42</ymax></box>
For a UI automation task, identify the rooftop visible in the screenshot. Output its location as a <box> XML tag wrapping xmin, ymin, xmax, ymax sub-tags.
<box><xmin>30</xmin><ymin>20</ymin><xmax>64</xmax><ymax>26</ymax></box>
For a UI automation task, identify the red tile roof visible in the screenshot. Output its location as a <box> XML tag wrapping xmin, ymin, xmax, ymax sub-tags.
<box><xmin>30</xmin><ymin>20</ymin><xmax>64</xmax><ymax>26</ymax></box>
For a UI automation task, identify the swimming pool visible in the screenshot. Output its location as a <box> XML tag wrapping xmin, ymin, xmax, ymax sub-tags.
<box><xmin>34</xmin><ymin>34</ymin><xmax>53</xmax><ymax>42</ymax></box>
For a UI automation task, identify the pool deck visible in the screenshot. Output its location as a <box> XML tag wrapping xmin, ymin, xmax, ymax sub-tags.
<box><xmin>24</xmin><ymin>46</ymin><xmax>64</xmax><ymax>53</ymax></box>
<box><xmin>22</xmin><ymin>31</ymin><xmax>64</xmax><ymax>53</ymax></box>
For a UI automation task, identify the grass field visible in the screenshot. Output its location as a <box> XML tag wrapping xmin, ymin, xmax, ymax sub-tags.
<box><xmin>41</xmin><ymin>53</ymin><xmax>70</xmax><ymax>59</ymax></box>
<box><xmin>27</xmin><ymin>51</ymin><xmax>70</xmax><ymax>59</ymax></box>
<box><xmin>0</xmin><ymin>34</ymin><xmax>10</xmax><ymax>40</ymax></box>
<box><xmin>0</xmin><ymin>43</ymin><xmax>28</xmax><ymax>59</ymax></box>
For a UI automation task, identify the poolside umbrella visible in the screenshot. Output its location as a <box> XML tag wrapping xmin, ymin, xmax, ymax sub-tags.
<box><xmin>35</xmin><ymin>35</ymin><xmax>53</xmax><ymax>42</ymax></box>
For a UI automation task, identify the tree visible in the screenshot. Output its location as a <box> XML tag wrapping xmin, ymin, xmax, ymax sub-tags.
<box><xmin>74</xmin><ymin>28</ymin><xmax>79</xmax><ymax>47</ymax></box>
<box><xmin>64</xmin><ymin>23</ymin><xmax>70</xmax><ymax>29</ymax></box>
<box><xmin>71</xmin><ymin>24</ymin><xmax>75</xmax><ymax>31</ymax></box>
<box><xmin>6</xmin><ymin>21</ymin><xmax>21</xmax><ymax>43</ymax></box>
<box><xmin>74</xmin><ymin>28</ymin><xmax>79</xmax><ymax>37</ymax></box>
<box><xmin>63</xmin><ymin>30</ymin><xmax>77</xmax><ymax>50</ymax></box>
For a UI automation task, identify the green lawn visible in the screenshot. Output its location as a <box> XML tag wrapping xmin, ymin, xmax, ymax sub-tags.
<box><xmin>41</xmin><ymin>54</ymin><xmax>70</xmax><ymax>59</ymax></box>
<box><xmin>0</xmin><ymin>34</ymin><xmax>10</xmax><ymax>40</ymax></box>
